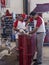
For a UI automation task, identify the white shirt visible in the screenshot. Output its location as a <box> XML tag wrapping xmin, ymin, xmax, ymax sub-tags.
<box><xmin>34</xmin><ymin>17</ymin><xmax>46</xmax><ymax>33</ymax></box>
<box><xmin>15</xmin><ymin>21</ymin><xmax>26</xmax><ymax>39</ymax></box>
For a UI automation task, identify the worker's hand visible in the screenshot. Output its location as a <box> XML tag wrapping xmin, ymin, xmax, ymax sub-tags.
<box><xmin>13</xmin><ymin>27</ymin><xmax>20</xmax><ymax>32</ymax></box>
<box><xmin>19</xmin><ymin>29</ymin><xmax>24</xmax><ymax>34</ymax></box>
<box><xmin>20</xmin><ymin>31</ymin><xmax>24</xmax><ymax>34</ymax></box>
<box><xmin>29</xmin><ymin>31</ymin><xmax>33</xmax><ymax>34</ymax></box>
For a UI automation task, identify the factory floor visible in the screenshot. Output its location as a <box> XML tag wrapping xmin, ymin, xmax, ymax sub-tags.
<box><xmin>0</xmin><ymin>41</ymin><xmax>49</xmax><ymax>65</ymax></box>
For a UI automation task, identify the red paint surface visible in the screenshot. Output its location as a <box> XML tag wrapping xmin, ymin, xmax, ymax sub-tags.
<box><xmin>18</xmin><ymin>34</ymin><xmax>36</xmax><ymax>65</ymax></box>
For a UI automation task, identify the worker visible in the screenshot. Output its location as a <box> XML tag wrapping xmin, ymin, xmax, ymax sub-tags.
<box><xmin>5</xmin><ymin>9</ymin><xmax>11</xmax><ymax>16</ymax></box>
<box><xmin>29</xmin><ymin>12</ymin><xmax>46</xmax><ymax>65</ymax></box>
<box><xmin>13</xmin><ymin>14</ymin><xmax>26</xmax><ymax>49</ymax></box>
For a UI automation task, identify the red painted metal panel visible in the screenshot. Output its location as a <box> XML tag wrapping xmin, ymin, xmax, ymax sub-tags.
<box><xmin>18</xmin><ymin>34</ymin><xmax>36</xmax><ymax>65</ymax></box>
<box><xmin>44</xmin><ymin>31</ymin><xmax>49</xmax><ymax>43</ymax></box>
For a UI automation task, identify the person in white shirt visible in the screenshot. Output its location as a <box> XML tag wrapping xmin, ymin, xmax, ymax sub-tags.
<box><xmin>13</xmin><ymin>14</ymin><xmax>26</xmax><ymax>49</ymax></box>
<box><xmin>30</xmin><ymin>12</ymin><xmax>46</xmax><ymax>65</ymax></box>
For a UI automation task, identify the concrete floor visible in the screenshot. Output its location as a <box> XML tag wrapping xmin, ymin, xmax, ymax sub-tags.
<box><xmin>0</xmin><ymin>42</ymin><xmax>49</xmax><ymax>65</ymax></box>
<box><xmin>42</xmin><ymin>47</ymin><xmax>49</xmax><ymax>65</ymax></box>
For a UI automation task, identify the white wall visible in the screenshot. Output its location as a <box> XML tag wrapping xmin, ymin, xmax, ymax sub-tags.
<box><xmin>43</xmin><ymin>12</ymin><xmax>49</xmax><ymax>22</ymax></box>
<box><xmin>5</xmin><ymin>0</ymin><xmax>23</xmax><ymax>14</ymax></box>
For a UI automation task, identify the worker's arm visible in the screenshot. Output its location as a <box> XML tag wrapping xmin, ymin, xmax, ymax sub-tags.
<box><xmin>29</xmin><ymin>27</ymin><xmax>38</xmax><ymax>34</ymax></box>
<box><xmin>25</xmin><ymin>19</ymin><xmax>30</xmax><ymax>26</ymax></box>
<box><xmin>13</xmin><ymin>20</ymin><xmax>20</xmax><ymax>32</ymax></box>
<box><xmin>13</xmin><ymin>27</ymin><xmax>20</xmax><ymax>32</ymax></box>
<box><xmin>29</xmin><ymin>17</ymin><xmax>42</xmax><ymax>34</ymax></box>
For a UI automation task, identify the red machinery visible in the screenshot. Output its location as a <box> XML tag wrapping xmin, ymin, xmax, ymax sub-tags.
<box><xmin>44</xmin><ymin>29</ymin><xmax>49</xmax><ymax>43</ymax></box>
<box><xmin>18</xmin><ymin>34</ymin><xmax>36</xmax><ymax>65</ymax></box>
